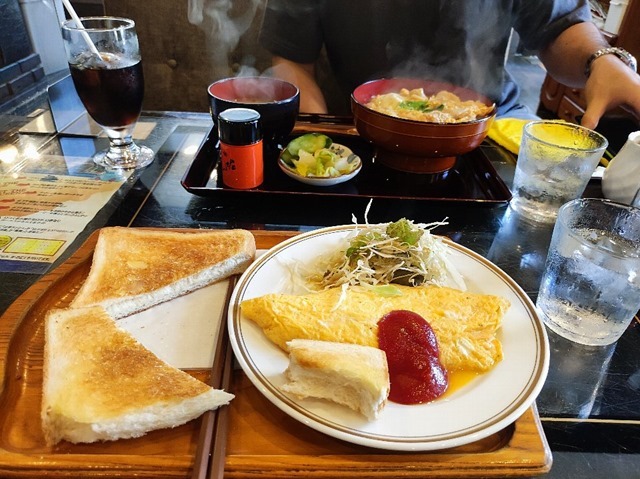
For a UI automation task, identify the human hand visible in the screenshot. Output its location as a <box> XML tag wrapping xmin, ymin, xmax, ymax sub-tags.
<box><xmin>581</xmin><ymin>55</ymin><xmax>640</xmax><ymax>129</ymax></box>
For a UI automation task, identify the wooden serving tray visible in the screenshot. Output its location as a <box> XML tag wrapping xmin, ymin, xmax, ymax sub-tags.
<box><xmin>0</xmin><ymin>228</ymin><xmax>552</xmax><ymax>478</ymax></box>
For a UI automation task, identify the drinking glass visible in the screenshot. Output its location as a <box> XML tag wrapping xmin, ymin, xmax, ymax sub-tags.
<box><xmin>632</xmin><ymin>187</ymin><xmax>640</xmax><ymax>208</ymax></box>
<box><xmin>486</xmin><ymin>206</ymin><xmax>554</xmax><ymax>294</ymax></box>
<box><xmin>536</xmin><ymin>198</ymin><xmax>640</xmax><ymax>346</ymax></box>
<box><xmin>61</xmin><ymin>17</ymin><xmax>154</xmax><ymax>169</ymax></box>
<box><xmin>536</xmin><ymin>328</ymin><xmax>616</xmax><ymax>417</ymax></box>
<box><xmin>510</xmin><ymin>120</ymin><xmax>608</xmax><ymax>223</ymax></box>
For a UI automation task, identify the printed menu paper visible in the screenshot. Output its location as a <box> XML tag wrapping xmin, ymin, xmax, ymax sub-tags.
<box><xmin>0</xmin><ymin>172</ymin><xmax>127</xmax><ymax>273</ymax></box>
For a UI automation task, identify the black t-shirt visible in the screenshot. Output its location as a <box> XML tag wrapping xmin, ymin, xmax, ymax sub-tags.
<box><xmin>260</xmin><ymin>0</ymin><xmax>591</xmax><ymax>115</ymax></box>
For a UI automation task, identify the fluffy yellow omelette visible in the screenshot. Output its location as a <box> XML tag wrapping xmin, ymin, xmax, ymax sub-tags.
<box><xmin>241</xmin><ymin>285</ymin><xmax>510</xmax><ymax>373</ymax></box>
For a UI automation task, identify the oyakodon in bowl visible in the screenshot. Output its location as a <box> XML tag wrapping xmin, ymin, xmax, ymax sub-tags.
<box><xmin>351</xmin><ymin>78</ymin><xmax>496</xmax><ymax>174</ymax></box>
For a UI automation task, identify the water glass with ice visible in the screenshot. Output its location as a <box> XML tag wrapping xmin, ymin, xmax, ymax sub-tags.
<box><xmin>632</xmin><ymin>187</ymin><xmax>640</xmax><ymax>208</ymax></box>
<box><xmin>536</xmin><ymin>198</ymin><xmax>640</xmax><ymax>346</ymax></box>
<box><xmin>510</xmin><ymin>121</ymin><xmax>608</xmax><ymax>223</ymax></box>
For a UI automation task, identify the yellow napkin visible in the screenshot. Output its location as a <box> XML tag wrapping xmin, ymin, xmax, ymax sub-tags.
<box><xmin>487</xmin><ymin>118</ymin><xmax>533</xmax><ymax>155</ymax></box>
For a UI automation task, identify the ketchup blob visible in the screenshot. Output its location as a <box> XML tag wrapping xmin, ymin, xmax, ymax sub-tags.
<box><xmin>377</xmin><ymin>310</ymin><xmax>448</xmax><ymax>404</ymax></box>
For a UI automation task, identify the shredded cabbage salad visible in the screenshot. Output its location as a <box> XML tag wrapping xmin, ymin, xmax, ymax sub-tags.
<box><xmin>306</xmin><ymin>217</ymin><xmax>466</xmax><ymax>291</ymax></box>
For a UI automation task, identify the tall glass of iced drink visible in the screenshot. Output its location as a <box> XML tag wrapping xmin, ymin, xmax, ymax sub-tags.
<box><xmin>61</xmin><ymin>17</ymin><xmax>154</xmax><ymax>169</ymax></box>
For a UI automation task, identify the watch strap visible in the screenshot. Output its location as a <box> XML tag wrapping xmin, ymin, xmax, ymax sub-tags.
<box><xmin>585</xmin><ymin>47</ymin><xmax>638</xmax><ymax>77</ymax></box>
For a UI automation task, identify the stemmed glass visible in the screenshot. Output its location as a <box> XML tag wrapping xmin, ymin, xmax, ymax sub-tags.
<box><xmin>61</xmin><ymin>17</ymin><xmax>154</xmax><ymax>169</ymax></box>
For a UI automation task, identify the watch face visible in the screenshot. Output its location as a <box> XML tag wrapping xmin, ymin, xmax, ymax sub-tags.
<box><xmin>619</xmin><ymin>48</ymin><xmax>638</xmax><ymax>71</ymax></box>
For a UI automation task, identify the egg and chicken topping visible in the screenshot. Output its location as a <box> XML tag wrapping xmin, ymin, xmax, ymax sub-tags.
<box><xmin>365</xmin><ymin>88</ymin><xmax>494</xmax><ymax>124</ymax></box>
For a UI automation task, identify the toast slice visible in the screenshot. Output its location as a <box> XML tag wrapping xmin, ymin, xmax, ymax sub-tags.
<box><xmin>41</xmin><ymin>306</ymin><xmax>234</xmax><ymax>446</ymax></box>
<box><xmin>71</xmin><ymin>227</ymin><xmax>255</xmax><ymax>318</ymax></box>
<box><xmin>281</xmin><ymin>339</ymin><xmax>390</xmax><ymax>420</ymax></box>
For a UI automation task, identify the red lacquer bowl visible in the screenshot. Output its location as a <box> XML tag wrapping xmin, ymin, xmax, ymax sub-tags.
<box><xmin>208</xmin><ymin>77</ymin><xmax>300</xmax><ymax>148</ymax></box>
<box><xmin>351</xmin><ymin>78</ymin><xmax>496</xmax><ymax>173</ymax></box>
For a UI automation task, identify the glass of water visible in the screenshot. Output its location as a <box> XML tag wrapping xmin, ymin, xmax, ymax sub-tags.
<box><xmin>632</xmin><ymin>187</ymin><xmax>640</xmax><ymax>208</ymax></box>
<box><xmin>510</xmin><ymin>121</ymin><xmax>608</xmax><ymax>223</ymax></box>
<box><xmin>536</xmin><ymin>198</ymin><xmax>640</xmax><ymax>346</ymax></box>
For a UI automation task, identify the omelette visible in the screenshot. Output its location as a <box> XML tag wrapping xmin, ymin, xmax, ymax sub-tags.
<box><xmin>241</xmin><ymin>285</ymin><xmax>510</xmax><ymax>372</ymax></box>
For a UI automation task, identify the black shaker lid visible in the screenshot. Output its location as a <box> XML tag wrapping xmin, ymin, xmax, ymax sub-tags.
<box><xmin>218</xmin><ymin>108</ymin><xmax>261</xmax><ymax>145</ymax></box>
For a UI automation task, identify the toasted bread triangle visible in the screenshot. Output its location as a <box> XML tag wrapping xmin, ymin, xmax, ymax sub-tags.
<box><xmin>71</xmin><ymin>227</ymin><xmax>255</xmax><ymax>318</ymax></box>
<box><xmin>41</xmin><ymin>306</ymin><xmax>234</xmax><ymax>445</ymax></box>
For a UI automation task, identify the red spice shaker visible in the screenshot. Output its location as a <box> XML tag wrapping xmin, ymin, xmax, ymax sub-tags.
<box><xmin>218</xmin><ymin>108</ymin><xmax>263</xmax><ymax>189</ymax></box>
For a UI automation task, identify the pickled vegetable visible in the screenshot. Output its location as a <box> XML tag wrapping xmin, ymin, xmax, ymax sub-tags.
<box><xmin>281</xmin><ymin>133</ymin><xmax>361</xmax><ymax>178</ymax></box>
<box><xmin>281</xmin><ymin>133</ymin><xmax>332</xmax><ymax>166</ymax></box>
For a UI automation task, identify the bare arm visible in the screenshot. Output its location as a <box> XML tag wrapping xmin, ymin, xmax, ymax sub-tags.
<box><xmin>538</xmin><ymin>22</ymin><xmax>607</xmax><ymax>87</ymax></box>
<box><xmin>539</xmin><ymin>22</ymin><xmax>640</xmax><ymax>129</ymax></box>
<box><xmin>271</xmin><ymin>56</ymin><xmax>328</xmax><ymax>114</ymax></box>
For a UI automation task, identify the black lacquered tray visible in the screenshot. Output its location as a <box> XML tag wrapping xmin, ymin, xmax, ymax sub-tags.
<box><xmin>181</xmin><ymin>122</ymin><xmax>511</xmax><ymax>205</ymax></box>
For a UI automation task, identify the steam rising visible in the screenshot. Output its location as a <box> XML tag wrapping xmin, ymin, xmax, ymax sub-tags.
<box><xmin>186</xmin><ymin>1</ymin><xmax>515</xmax><ymax>110</ymax></box>
<box><xmin>385</xmin><ymin>5</ymin><xmax>509</xmax><ymax>103</ymax></box>
<box><xmin>187</xmin><ymin>0</ymin><xmax>263</xmax><ymax>78</ymax></box>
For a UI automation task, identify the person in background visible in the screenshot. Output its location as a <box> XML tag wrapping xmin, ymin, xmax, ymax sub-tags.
<box><xmin>259</xmin><ymin>0</ymin><xmax>640</xmax><ymax>129</ymax></box>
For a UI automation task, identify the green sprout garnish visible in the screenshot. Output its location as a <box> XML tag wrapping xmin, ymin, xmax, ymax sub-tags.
<box><xmin>398</xmin><ymin>100</ymin><xmax>445</xmax><ymax>113</ymax></box>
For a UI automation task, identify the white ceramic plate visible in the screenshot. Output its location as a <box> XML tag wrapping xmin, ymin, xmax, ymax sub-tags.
<box><xmin>228</xmin><ymin>225</ymin><xmax>549</xmax><ymax>451</ymax></box>
<box><xmin>278</xmin><ymin>143</ymin><xmax>362</xmax><ymax>186</ymax></box>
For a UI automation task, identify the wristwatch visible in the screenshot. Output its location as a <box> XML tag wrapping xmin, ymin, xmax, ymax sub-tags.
<box><xmin>585</xmin><ymin>47</ymin><xmax>638</xmax><ymax>77</ymax></box>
